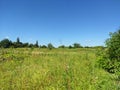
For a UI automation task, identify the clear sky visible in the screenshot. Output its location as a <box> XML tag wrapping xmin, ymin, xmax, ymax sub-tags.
<box><xmin>0</xmin><ymin>0</ymin><xmax>120</xmax><ymax>47</ymax></box>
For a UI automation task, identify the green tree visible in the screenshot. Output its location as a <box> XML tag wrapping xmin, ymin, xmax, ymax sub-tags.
<box><xmin>68</xmin><ymin>45</ymin><xmax>73</xmax><ymax>49</ymax></box>
<box><xmin>73</xmin><ymin>43</ymin><xmax>82</xmax><ymax>48</ymax></box>
<box><xmin>29</xmin><ymin>43</ymin><xmax>34</xmax><ymax>48</ymax></box>
<box><xmin>40</xmin><ymin>45</ymin><xmax>47</xmax><ymax>48</ymax></box>
<box><xmin>48</xmin><ymin>43</ymin><xmax>54</xmax><ymax>50</ymax></box>
<box><xmin>98</xmin><ymin>30</ymin><xmax>120</xmax><ymax>73</ymax></box>
<box><xmin>17</xmin><ymin>37</ymin><xmax>20</xmax><ymax>44</ymax></box>
<box><xmin>0</xmin><ymin>39</ymin><xmax>11</xmax><ymax>48</ymax></box>
<box><xmin>35</xmin><ymin>40</ymin><xmax>39</xmax><ymax>48</ymax></box>
<box><xmin>106</xmin><ymin>30</ymin><xmax>120</xmax><ymax>61</ymax></box>
<box><xmin>23</xmin><ymin>43</ymin><xmax>29</xmax><ymax>47</ymax></box>
<box><xmin>58</xmin><ymin>45</ymin><xmax>65</xmax><ymax>48</ymax></box>
<box><xmin>15</xmin><ymin>37</ymin><xmax>23</xmax><ymax>48</ymax></box>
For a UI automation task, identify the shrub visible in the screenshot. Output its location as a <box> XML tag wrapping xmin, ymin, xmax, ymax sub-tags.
<box><xmin>98</xmin><ymin>30</ymin><xmax>120</xmax><ymax>73</ymax></box>
<box><xmin>48</xmin><ymin>43</ymin><xmax>54</xmax><ymax>50</ymax></box>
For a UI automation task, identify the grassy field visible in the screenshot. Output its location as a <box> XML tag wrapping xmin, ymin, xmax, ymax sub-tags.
<box><xmin>0</xmin><ymin>48</ymin><xmax>119</xmax><ymax>90</ymax></box>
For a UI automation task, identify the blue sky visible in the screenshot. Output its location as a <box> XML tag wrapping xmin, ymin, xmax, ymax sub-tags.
<box><xmin>0</xmin><ymin>0</ymin><xmax>120</xmax><ymax>47</ymax></box>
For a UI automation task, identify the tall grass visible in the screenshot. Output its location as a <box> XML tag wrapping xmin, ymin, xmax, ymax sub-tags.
<box><xmin>0</xmin><ymin>48</ymin><xmax>118</xmax><ymax>90</ymax></box>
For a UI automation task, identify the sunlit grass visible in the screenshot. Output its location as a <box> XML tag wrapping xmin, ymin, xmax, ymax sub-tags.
<box><xmin>0</xmin><ymin>48</ymin><xmax>118</xmax><ymax>90</ymax></box>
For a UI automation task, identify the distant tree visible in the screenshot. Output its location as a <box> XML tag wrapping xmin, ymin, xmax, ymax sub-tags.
<box><xmin>14</xmin><ymin>37</ymin><xmax>23</xmax><ymax>48</ymax></box>
<box><xmin>12</xmin><ymin>42</ymin><xmax>17</xmax><ymax>48</ymax></box>
<box><xmin>58</xmin><ymin>45</ymin><xmax>65</xmax><ymax>48</ymax></box>
<box><xmin>68</xmin><ymin>45</ymin><xmax>73</xmax><ymax>49</ymax></box>
<box><xmin>23</xmin><ymin>43</ymin><xmax>29</xmax><ymax>47</ymax></box>
<box><xmin>84</xmin><ymin>46</ymin><xmax>90</xmax><ymax>48</ymax></box>
<box><xmin>0</xmin><ymin>37</ymin><xmax>39</xmax><ymax>48</ymax></box>
<box><xmin>93</xmin><ymin>46</ymin><xmax>104</xmax><ymax>49</ymax></box>
<box><xmin>35</xmin><ymin>40</ymin><xmax>39</xmax><ymax>48</ymax></box>
<box><xmin>29</xmin><ymin>43</ymin><xmax>34</xmax><ymax>48</ymax></box>
<box><xmin>17</xmin><ymin>37</ymin><xmax>20</xmax><ymax>44</ymax></box>
<box><xmin>48</xmin><ymin>43</ymin><xmax>54</xmax><ymax>50</ymax></box>
<box><xmin>40</xmin><ymin>45</ymin><xmax>47</xmax><ymax>48</ymax></box>
<box><xmin>0</xmin><ymin>39</ymin><xmax>11</xmax><ymax>48</ymax></box>
<box><xmin>73</xmin><ymin>43</ymin><xmax>82</xmax><ymax>48</ymax></box>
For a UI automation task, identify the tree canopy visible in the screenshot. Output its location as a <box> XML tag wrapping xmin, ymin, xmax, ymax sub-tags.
<box><xmin>0</xmin><ymin>39</ymin><xmax>11</xmax><ymax>48</ymax></box>
<box><xmin>48</xmin><ymin>43</ymin><xmax>54</xmax><ymax>50</ymax></box>
<box><xmin>106</xmin><ymin>30</ymin><xmax>120</xmax><ymax>61</ymax></box>
<box><xmin>0</xmin><ymin>38</ymin><xmax>39</xmax><ymax>48</ymax></box>
<box><xmin>73</xmin><ymin>43</ymin><xmax>82</xmax><ymax>48</ymax></box>
<box><xmin>98</xmin><ymin>29</ymin><xmax>120</xmax><ymax>73</ymax></box>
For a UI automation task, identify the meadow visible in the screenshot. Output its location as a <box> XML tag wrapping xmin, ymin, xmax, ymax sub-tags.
<box><xmin>0</xmin><ymin>48</ymin><xmax>119</xmax><ymax>90</ymax></box>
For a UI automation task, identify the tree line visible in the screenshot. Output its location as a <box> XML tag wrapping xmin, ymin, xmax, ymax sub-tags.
<box><xmin>0</xmin><ymin>37</ymin><xmax>105</xmax><ymax>49</ymax></box>
<box><xmin>0</xmin><ymin>37</ymin><xmax>39</xmax><ymax>48</ymax></box>
<box><xmin>0</xmin><ymin>37</ymin><xmax>88</xmax><ymax>49</ymax></box>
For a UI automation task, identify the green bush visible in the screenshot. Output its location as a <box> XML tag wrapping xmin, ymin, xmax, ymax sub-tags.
<box><xmin>98</xmin><ymin>30</ymin><xmax>120</xmax><ymax>73</ymax></box>
<box><xmin>48</xmin><ymin>43</ymin><xmax>54</xmax><ymax>50</ymax></box>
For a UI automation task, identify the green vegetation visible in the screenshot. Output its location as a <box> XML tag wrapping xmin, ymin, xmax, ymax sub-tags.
<box><xmin>0</xmin><ymin>37</ymin><xmax>104</xmax><ymax>49</ymax></box>
<box><xmin>73</xmin><ymin>43</ymin><xmax>83</xmax><ymax>48</ymax></box>
<box><xmin>0</xmin><ymin>37</ymin><xmax>39</xmax><ymax>48</ymax></box>
<box><xmin>0</xmin><ymin>39</ymin><xmax>12</xmax><ymax>48</ymax></box>
<box><xmin>98</xmin><ymin>30</ymin><xmax>120</xmax><ymax>74</ymax></box>
<box><xmin>0</xmin><ymin>48</ymin><xmax>119</xmax><ymax>90</ymax></box>
<box><xmin>47</xmin><ymin>43</ymin><xmax>54</xmax><ymax>50</ymax></box>
<box><xmin>0</xmin><ymin>30</ymin><xmax>120</xmax><ymax>90</ymax></box>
